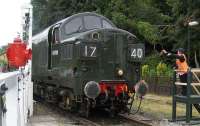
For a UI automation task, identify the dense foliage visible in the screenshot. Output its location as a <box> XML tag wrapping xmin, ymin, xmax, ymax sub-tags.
<box><xmin>31</xmin><ymin>0</ymin><xmax>200</xmax><ymax>67</ymax></box>
<box><xmin>141</xmin><ymin>53</ymin><xmax>173</xmax><ymax>77</ymax></box>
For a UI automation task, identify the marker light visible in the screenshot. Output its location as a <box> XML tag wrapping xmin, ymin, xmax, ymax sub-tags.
<box><xmin>117</xmin><ymin>69</ymin><xmax>123</xmax><ymax>76</ymax></box>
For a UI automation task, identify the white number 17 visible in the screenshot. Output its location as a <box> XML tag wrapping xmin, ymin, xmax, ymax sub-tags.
<box><xmin>85</xmin><ymin>46</ymin><xmax>96</xmax><ymax>57</ymax></box>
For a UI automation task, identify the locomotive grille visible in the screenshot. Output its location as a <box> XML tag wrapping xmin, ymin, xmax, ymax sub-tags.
<box><xmin>61</xmin><ymin>44</ymin><xmax>73</xmax><ymax>59</ymax></box>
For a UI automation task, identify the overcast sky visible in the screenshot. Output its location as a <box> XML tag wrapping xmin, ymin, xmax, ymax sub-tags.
<box><xmin>0</xmin><ymin>0</ymin><xmax>30</xmax><ymax>46</ymax></box>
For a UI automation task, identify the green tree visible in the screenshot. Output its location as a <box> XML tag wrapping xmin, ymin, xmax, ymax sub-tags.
<box><xmin>166</xmin><ymin>0</ymin><xmax>200</xmax><ymax>67</ymax></box>
<box><xmin>31</xmin><ymin>0</ymin><xmax>171</xmax><ymax>47</ymax></box>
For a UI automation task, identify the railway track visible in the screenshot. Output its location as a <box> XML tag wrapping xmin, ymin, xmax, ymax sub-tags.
<box><xmin>31</xmin><ymin>101</ymin><xmax>102</xmax><ymax>126</ymax></box>
<box><xmin>70</xmin><ymin>109</ymin><xmax>153</xmax><ymax>126</ymax></box>
<box><xmin>49</xmin><ymin>105</ymin><xmax>101</xmax><ymax>126</ymax></box>
<box><xmin>75</xmin><ymin>116</ymin><xmax>102</xmax><ymax>126</ymax></box>
<box><xmin>74</xmin><ymin>113</ymin><xmax>153</xmax><ymax>126</ymax></box>
<box><xmin>118</xmin><ymin>113</ymin><xmax>153</xmax><ymax>126</ymax></box>
<box><xmin>77</xmin><ymin>112</ymin><xmax>153</xmax><ymax>126</ymax></box>
<box><xmin>30</xmin><ymin>101</ymin><xmax>153</xmax><ymax>126</ymax></box>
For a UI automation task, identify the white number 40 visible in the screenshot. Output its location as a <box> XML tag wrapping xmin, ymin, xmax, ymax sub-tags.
<box><xmin>131</xmin><ymin>48</ymin><xmax>143</xmax><ymax>58</ymax></box>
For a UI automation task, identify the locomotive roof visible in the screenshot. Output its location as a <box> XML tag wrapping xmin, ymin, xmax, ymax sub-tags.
<box><xmin>33</xmin><ymin>12</ymin><xmax>116</xmax><ymax>41</ymax></box>
<box><xmin>33</xmin><ymin>12</ymin><xmax>136</xmax><ymax>43</ymax></box>
<box><xmin>57</xmin><ymin>12</ymin><xmax>116</xmax><ymax>27</ymax></box>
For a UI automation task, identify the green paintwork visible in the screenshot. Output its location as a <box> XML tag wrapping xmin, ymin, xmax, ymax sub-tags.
<box><xmin>32</xmin><ymin>12</ymin><xmax>144</xmax><ymax>96</ymax></box>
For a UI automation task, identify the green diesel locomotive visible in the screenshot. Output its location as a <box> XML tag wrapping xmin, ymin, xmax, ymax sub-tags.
<box><xmin>32</xmin><ymin>12</ymin><xmax>145</xmax><ymax>117</ymax></box>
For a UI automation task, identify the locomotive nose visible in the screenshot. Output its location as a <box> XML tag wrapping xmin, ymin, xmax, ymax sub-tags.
<box><xmin>101</xmin><ymin>29</ymin><xmax>128</xmax><ymax>78</ymax></box>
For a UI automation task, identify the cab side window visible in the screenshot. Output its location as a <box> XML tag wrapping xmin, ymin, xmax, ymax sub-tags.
<box><xmin>52</xmin><ymin>28</ymin><xmax>60</xmax><ymax>44</ymax></box>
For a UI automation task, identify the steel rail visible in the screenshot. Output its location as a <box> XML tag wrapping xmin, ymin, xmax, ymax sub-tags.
<box><xmin>118</xmin><ymin>113</ymin><xmax>153</xmax><ymax>126</ymax></box>
<box><xmin>42</xmin><ymin>102</ymin><xmax>101</xmax><ymax>126</ymax></box>
<box><xmin>75</xmin><ymin>116</ymin><xmax>102</xmax><ymax>126</ymax></box>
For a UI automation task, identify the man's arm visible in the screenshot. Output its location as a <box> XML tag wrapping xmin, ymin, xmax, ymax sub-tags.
<box><xmin>161</xmin><ymin>50</ymin><xmax>185</xmax><ymax>62</ymax></box>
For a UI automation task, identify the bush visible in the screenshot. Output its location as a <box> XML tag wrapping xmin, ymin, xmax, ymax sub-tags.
<box><xmin>142</xmin><ymin>65</ymin><xmax>150</xmax><ymax>77</ymax></box>
<box><xmin>156</xmin><ymin>62</ymin><xmax>168</xmax><ymax>76</ymax></box>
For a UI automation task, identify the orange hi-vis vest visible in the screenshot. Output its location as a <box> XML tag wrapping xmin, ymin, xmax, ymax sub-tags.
<box><xmin>176</xmin><ymin>54</ymin><xmax>189</xmax><ymax>75</ymax></box>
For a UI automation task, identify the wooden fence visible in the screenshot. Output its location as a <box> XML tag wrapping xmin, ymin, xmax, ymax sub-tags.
<box><xmin>144</xmin><ymin>76</ymin><xmax>181</xmax><ymax>96</ymax></box>
<box><xmin>144</xmin><ymin>70</ymin><xmax>200</xmax><ymax>96</ymax></box>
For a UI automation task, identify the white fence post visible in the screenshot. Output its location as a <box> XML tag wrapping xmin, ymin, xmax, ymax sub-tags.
<box><xmin>0</xmin><ymin>70</ymin><xmax>33</xmax><ymax>126</ymax></box>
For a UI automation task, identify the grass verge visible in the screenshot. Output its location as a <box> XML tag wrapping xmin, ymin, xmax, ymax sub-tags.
<box><xmin>131</xmin><ymin>94</ymin><xmax>199</xmax><ymax>120</ymax></box>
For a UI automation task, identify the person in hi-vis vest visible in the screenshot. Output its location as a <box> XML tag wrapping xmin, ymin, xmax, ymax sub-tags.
<box><xmin>161</xmin><ymin>48</ymin><xmax>200</xmax><ymax>113</ymax></box>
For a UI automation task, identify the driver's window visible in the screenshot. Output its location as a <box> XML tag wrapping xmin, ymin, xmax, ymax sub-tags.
<box><xmin>53</xmin><ymin>28</ymin><xmax>60</xmax><ymax>44</ymax></box>
<box><xmin>84</xmin><ymin>16</ymin><xmax>101</xmax><ymax>30</ymax></box>
<box><xmin>64</xmin><ymin>17</ymin><xmax>82</xmax><ymax>35</ymax></box>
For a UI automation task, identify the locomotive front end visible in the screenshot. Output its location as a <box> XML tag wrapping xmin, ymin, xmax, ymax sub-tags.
<box><xmin>32</xmin><ymin>12</ymin><xmax>145</xmax><ymax>117</ymax></box>
<box><xmin>77</xmin><ymin>28</ymin><xmax>145</xmax><ymax>113</ymax></box>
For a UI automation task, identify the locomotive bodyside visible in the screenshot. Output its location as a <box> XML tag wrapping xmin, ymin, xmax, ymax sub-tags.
<box><xmin>32</xmin><ymin>12</ymin><xmax>145</xmax><ymax>116</ymax></box>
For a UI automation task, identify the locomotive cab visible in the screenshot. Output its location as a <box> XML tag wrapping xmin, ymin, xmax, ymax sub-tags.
<box><xmin>32</xmin><ymin>12</ymin><xmax>145</xmax><ymax>117</ymax></box>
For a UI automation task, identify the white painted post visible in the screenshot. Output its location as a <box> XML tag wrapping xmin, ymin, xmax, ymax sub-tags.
<box><xmin>28</xmin><ymin>4</ymin><xmax>33</xmax><ymax>117</ymax></box>
<box><xmin>20</xmin><ymin>3</ymin><xmax>33</xmax><ymax>125</ymax></box>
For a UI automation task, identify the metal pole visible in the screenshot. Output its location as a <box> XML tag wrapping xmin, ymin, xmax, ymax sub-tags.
<box><xmin>172</xmin><ymin>70</ymin><xmax>177</xmax><ymax>122</ymax></box>
<box><xmin>187</xmin><ymin>26</ymin><xmax>190</xmax><ymax>66</ymax></box>
<box><xmin>186</xmin><ymin>68</ymin><xmax>192</xmax><ymax>123</ymax></box>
